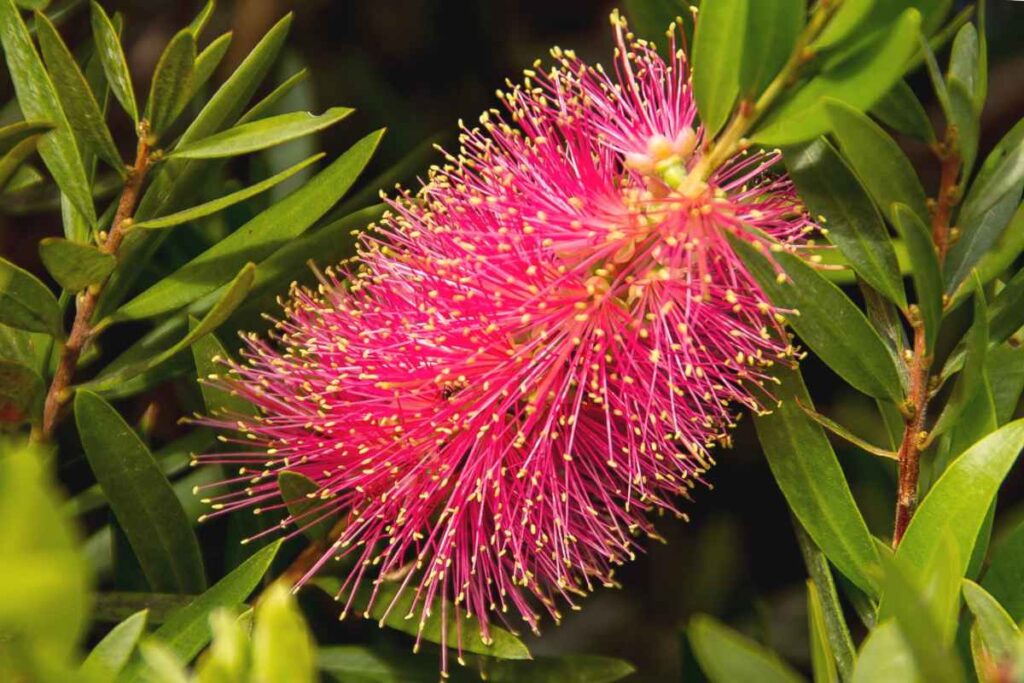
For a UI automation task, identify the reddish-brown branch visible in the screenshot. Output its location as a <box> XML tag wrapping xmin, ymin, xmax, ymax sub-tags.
<box><xmin>38</xmin><ymin>126</ymin><xmax>152</xmax><ymax>441</ymax></box>
<box><xmin>892</xmin><ymin>324</ymin><xmax>930</xmax><ymax>547</ymax></box>
<box><xmin>931</xmin><ymin>149</ymin><xmax>961</xmax><ymax>262</ymax></box>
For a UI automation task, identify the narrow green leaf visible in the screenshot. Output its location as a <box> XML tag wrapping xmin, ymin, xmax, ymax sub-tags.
<box><xmin>145</xmin><ymin>28</ymin><xmax>196</xmax><ymax>136</ymax></box>
<box><xmin>753</xmin><ymin>9</ymin><xmax>921</xmax><ymax>145</ymax></box>
<box><xmin>798</xmin><ymin>401</ymin><xmax>896</xmax><ymax>459</ymax></box>
<box><xmin>691</xmin><ymin>0</ymin><xmax>746</xmax><ymax>137</ymax></box>
<box><xmin>895</xmin><ymin>420</ymin><xmax>1024</xmax><ymax>605</ymax></box>
<box><xmin>80</xmin><ymin>609</ymin><xmax>148</xmax><ymax>680</ymax></box>
<box><xmin>740</xmin><ymin>0</ymin><xmax>804</xmax><ymax>98</ymax></box>
<box><xmin>113</xmin><ymin>129</ymin><xmax>382</xmax><ymax>322</ymax></box>
<box><xmin>870</xmin><ymin>80</ymin><xmax>936</xmax><ymax>143</ymax></box>
<box><xmin>754</xmin><ymin>365</ymin><xmax>881</xmax><ymax>596</ymax></box>
<box><xmin>947</xmin><ymin>23</ymin><xmax>978</xmax><ymax>98</ymax></box>
<box><xmin>252</xmin><ymin>583</ymin><xmax>316</xmax><ymax>683</ymax></box>
<box><xmin>170</xmin><ymin>107</ymin><xmax>353</xmax><ymax>159</ymax></box>
<box><xmin>135</xmin><ymin>153</ymin><xmax>324</xmax><ymax>229</ymax></box>
<box><xmin>278</xmin><ymin>471</ymin><xmax>336</xmax><ymax>542</ymax></box>
<box><xmin>89</xmin><ymin>1</ymin><xmax>137</xmax><ymax>123</ymax></box>
<box><xmin>38</xmin><ymin>236</ymin><xmax>116</xmax><ymax>291</ymax></box>
<box><xmin>810</xmin><ymin>0</ymin><xmax>872</xmax><ymax>51</ymax></box>
<box><xmin>138</xmin><ymin>641</ymin><xmax>190</xmax><ymax>683</ymax></box>
<box><xmin>962</xmin><ymin>579</ymin><xmax>1020</xmax><ymax>664</ymax></box>
<box><xmin>826</xmin><ymin>100</ymin><xmax>929</xmax><ymax>224</ymax></box>
<box><xmin>948</xmin><ymin>78</ymin><xmax>978</xmax><ymax>175</ymax></box>
<box><xmin>784</xmin><ymin>137</ymin><xmax>906</xmax><ymax>308</ymax></box>
<box><xmin>83</xmin><ymin>263</ymin><xmax>256</xmax><ymax>392</ymax></box>
<box><xmin>807</xmin><ymin>581</ymin><xmax>839</xmax><ymax>683</ymax></box>
<box><xmin>187</xmin><ymin>0</ymin><xmax>215</xmax><ymax>36</ymax></box>
<box><xmin>189</xmin><ymin>32</ymin><xmax>232</xmax><ymax>101</ymax></box>
<box><xmin>0</xmin><ymin>0</ymin><xmax>96</xmax><ymax>232</ymax></box>
<box><xmin>623</xmin><ymin>0</ymin><xmax>690</xmax><ymax>46</ymax></box>
<box><xmin>931</xmin><ymin>290</ymin><xmax>991</xmax><ymax>440</ymax></box>
<box><xmin>236</xmin><ymin>68</ymin><xmax>309</xmax><ymax>126</ymax></box>
<box><xmin>730</xmin><ymin>237</ymin><xmax>904</xmax><ymax>400</ymax></box>
<box><xmin>689</xmin><ymin>615</ymin><xmax>802</xmax><ymax>683</ymax></box>
<box><xmin>990</xmin><ymin>267</ymin><xmax>1024</xmax><ymax>345</ymax></box>
<box><xmin>891</xmin><ymin>204</ymin><xmax>942</xmax><ymax>351</ymax></box>
<box><xmin>35</xmin><ymin>10</ymin><xmax>122</xmax><ymax>174</ymax></box>
<box><xmin>193</xmin><ymin>608</ymin><xmax>250</xmax><ymax>681</ymax></box>
<box><xmin>0</xmin><ymin>119</ymin><xmax>54</xmax><ymax>153</ymax></box>
<box><xmin>0</xmin><ymin>358</ymin><xmax>45</xmax><ymax>424</ymax></box>
<box><xmin>0</xmin><ymin>256</ymin><xmax>63</xmax><ymax>336</ymax></box>
<box><xmin>0</xmin><ymin>133</ymin><xmax>44</xmax><ymax>192</ymax></box>
<box><xmin>190</xmin><ymin>324</ymin><xmax>257</xmax><ymax>419</ymax></box>
<box><xmin>983</xmin><ymin>519</ymin><xmax>1024</xmax><ymax>622</ymax></box>
<box><xmin>75</xmin><ymin>390</ymin><xmax>206</xmax><ymax>593</ymax></box>
<box><xmin>119</xmin><ymin>540</ymin><xmax>282</xmax><ymax>681</ymax></box>
<box><xmin>850</xmin><ymin>621</ymin><xmax>918</xmax><ymax>683</ymax></box>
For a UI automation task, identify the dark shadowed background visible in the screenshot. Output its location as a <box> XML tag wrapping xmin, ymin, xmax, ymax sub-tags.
<box><xmin>2</xmin><ymin>1</ymin><xmax>1023</xmax><ymax>680</ymax></box>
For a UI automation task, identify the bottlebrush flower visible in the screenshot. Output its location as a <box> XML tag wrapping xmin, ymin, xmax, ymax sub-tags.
<box><xmin>196</xmin><ymin>12</ymin><xmax>813</xmax><ymax>672</ymax></box>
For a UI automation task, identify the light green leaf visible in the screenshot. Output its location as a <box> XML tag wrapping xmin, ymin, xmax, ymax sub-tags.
<box><xmin>962</xmin><ymin>579</ymin><xmax>1020</xmax><ymax>664</ymax></box>
<box><xmin>730</xmin><ymin>237</ymin><xmax>904</xmax><ymax>400</ymax></box>
<box><xmin>691</xmin><ymin>0</ymin><xmax>746</xmax><ymax>137</ymax></box>
<box><xmin>83</xmin><ymin>263</ymin><xmax>256</xmax><ymax>392</ymax></box>
<box><xmin>121</xmin><ymin>539</ymin><xmax>282</xmax><ymax>680</ymax></box>
<box><xmin>891</xmin><ymin>204</ymin><xmax>942</xmax><ymax>351</ymax></box>
<box><xmin>753</xmin><ymin>9</ymin><xmax>921</xmax><ymax>145</ymax></box>
<box><xmin>850</xmin><ymin>620</ymin><xmax>917</xmax><ymax>683</ymax></box>
<box><xmin>75</xmin><ymin>390</ymin><xmax>206</xmax><ymax>593</ymax></box>
<box><xmin>0</xmin><ymin>256</ymin><xmax>63</xmax><ymax>336</ymax></box>
<box><xmin>113</xmin><ymin>129</ymin><xmax>381</xmax><ymax>322</ymax></box>
<box><xmin>948</xmin><ymin>23</ymin><xmax>978</xmax><ymax>98</ymax></box>
<box><xmin>0</xmin><ymin>119</ymin><xmax>54</xmax><ymax>153</ymax></box>
<box><xmin>135</xmin><ymin>152</ymin><xmax>324</xmax><ymax>229</ymax></box>
<box><xmin>188</xmin><ymin>0</ymin><xmax>215</xmax><ymax>36</ymax></box>
<box><xmin>810</xmin><ymin>0</ymin><xmax>872</xmax><ymax>51</ymax></box>
<box><xmin>754</xmin><ymin>365</ymin><xmax>881</xmax><ymax>596</ymax></box>
<box><xmin>193</xmin><ymin>608</ymin><xmax>250</xmax><ymax>682</ymax></box>
<box><xmin>170</xmin><ymin>107</ymin><xmax>353</xmax><ymax>159</ymax></box>
<box><xmin>0</xmin><ymin>0</ymin><xmax>96</xmax><ymax>234</ymax></box>
<box><xmin>252</xmin><ymin>583</ymin><xmax>316</xmax><ymax>683</ymax></box>
<box><xmin>278</xmin><ymin>471</ymin><xmax>337</xmax><ymax>542</ymax></box>
<box><xmin>189</xmin><ymin>32</ymin><xmax>232</xmax><ymax>101</ymax></box>
<box><xmin>0</xmin><ymin>133</ymin><xmax>44</xmax><ymax>193</ymax></box>
<box><xmin>89</xmin><ymin>1</ymin><xmax>136</xmax><ymax>123</ymax></box>
<box><xmin>826</xmin><ymin>99</ymin><xmax>929</xmax><ymax>225</ymax></box>
<box><xmin>138</xmin><ymin>640</ymin><xmax>190</xmax><ymax>683</ymax></box>
<box><xmin>983</xmin><ymin>519</ymin><xmax>1024</xmax><ymax>622</ymax></box>
<box><xmin>795</xmin><ymin>524</ymin><xmax>855</xmax><ymax>680</ymax></box>
<box><xmin>38</xmin><ymin>236</ymin><xmax>116</xmax><ymax>291</ymax></box>
<box><xmin>35</xmin><ymin>10</ymin><xmax>122</xmax><ymax>174</ymax></box>
<box><xmin>80</xmin><ymin>609</ymin><xmax>148</xmax><ymax>680</ymax></box>
<box><xmin>145</xmin><ymin>28</ymin><xmax>196</xmax><ymax>136</ymax></box>
<box><xmin>689</xmin><ymin>614</ymin><xmax>802</xmax><ymax>683</ymax></box>
<box><xmin>870</xmin><ymin>79</ymin><xmax>936</xmax><ymax>143</ymax></box>
<box><xmin>784</xmin><ymin>137</ymin><xmax>906</xmax><ymax>309</ymax></box>
<box><xmin>948</xmin><ymin>78</ymin><xmax>978</xmax><ymax>175</ymax></box>
<box><xmin>740</xmin><ymin>0</ymin><xmax>804</xmax><ymax>98</ymax></box>
<box><xmin>236</xmin><ymin>68</ymin><xmax>309</xmax><ymax>126</ymax></box>
<box><xmin>807</xmin><ymin>581</ymin><xmax>839</xmax><ymax>683</ymax></box>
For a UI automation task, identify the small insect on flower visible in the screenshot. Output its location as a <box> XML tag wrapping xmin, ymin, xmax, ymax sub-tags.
<box><xmin>195</xmin><ymin>11</ymin><xmax>813</xmax><ymax>674</ymax></box>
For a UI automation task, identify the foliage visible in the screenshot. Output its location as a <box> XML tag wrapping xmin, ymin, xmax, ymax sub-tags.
<box><xmin>0</xmin><ymin>0</ymin><xmax>1022</xmax><ymax>681</ymax></box>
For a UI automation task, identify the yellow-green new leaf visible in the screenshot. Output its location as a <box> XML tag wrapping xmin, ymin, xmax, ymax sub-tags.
<box><xmin>35</xmin><ymin>11</ymin><xmax>123</xmax><ymax>175</ymax></box>
<box><xmin>170</xmin><ymin>107</ymin><xmax>353</xmax><ymax>159</ymax></box>
<box><xmin>89</xmin><ymin>1</ymin><xmax>137</xmax><ymax>123</ymax></box>
<box><xmin>38</xmin><ymin>236</ymin><xmax>116</xmax><ymax>291</ymax></box>
<box><xmin>146</xmin><ymin>28</ymin><xmax>196</xmax><ymax>136</ymax></box>
<box><xmin>80</xmin><ymin>609</ymin><xmax>148</xmax><ymax>680</ymax></box>
<box><xmin>962</xmin><ymin>579</ymin><xmax>1020</xmax><ymax>665</ymax></box>
<box><xmin>135</xmin><ymin>153</ymin><xmax>324</xmax><ymax>229</ymax></box>
<box><xmin>252</xmin><ymin>583</ymin><xmax>316</xmax><ymax>683</ymax></box>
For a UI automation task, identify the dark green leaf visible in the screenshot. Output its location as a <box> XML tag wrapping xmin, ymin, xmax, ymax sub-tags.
<box><xmin>75</xmin><ymin>390</ymin><xmax>206</xmax><ymax>593</ymax></box>
<box><xmin>35</xmin><ymin>10</ymin><xmax>122</xmax><ymax>174</ymax></box>
<box><xmin>754</xmin><ymin>365</ymin><xmax>881</xmax><ymax>596</ymax></box>
<box><xmin>784</xmin><ymin>137</ymin><xmax>906</xmax><ymax>308</ymax></box>
<box><xmin>623</xmin><ymin>0</ymin><xmax>690</xmax><ymax>46</ymax></box>
<box><xmin>850</xmin><ymin>621</ymin><xmax>918</xmax><ymax>683</ymax></box>
<box><xmin>990</xmin><ymin>268</ymin><xmax>1024</xmax><ymax>345</ymax></box>
<box><xmin>0</xmin><ymin>358</ymin><xmax>45</xmax><ymax>424</ymax></box>
<box><xmin>689</xmin><ymin>614</ymin><xmax>802</xmax><ymax>683</ymax></box>
<box><xmin>753</xmin><ymin>9</ymin><xmax>921</xmax><ymax>145</ymax></box>
<box><xmin>0</xmin><ymin>0</ymin><xmax>96</xmax><ymax>234</ymax></box>
<box><xmin>80</xmin><ymin>609</ymin><xmax>148</xmax><ymax>680</ymax></box>
<box><xmin>0</xmin><ymin>119</ymin><xmax>54</xmax><ymax>154</ymax></box>
<box><xmin>38</xmin><ymin>236</ymin><xmax>116</xmax><ymax>291</ymax></box>
<box><xmin>145</xmin><ymin>28</ymin><xmax>196</xmax><ymax>136</ymax></box>
<box><xmin>948</xmin><ymin>78</ymin><xmax>978</xmax><ymax>175</ymax></box>
<box><xmin>135</xmin><ymin>153</ymin><xmax>324</xmax><ymax>229</ymax></box>
<box><xmin>0</xmin><ymin>133</ymin><xmax>44</xmax><ymax>193</ymax></box>
<box><xmin>931</xmin><ymin>291</ymin><xmax>991</xmax><ymax>441</ymax></box>
<box><xmin>236</xmin><ymin>68</ymin><xmax>309</xmax><ymax>126</ymax></box>
<box><xmin>479</xmin><ymin>655</ymin><xmax>635</xmax><ymax>683</ymax></box>
<box><xmin>827</xmin><ymin>100</ymin><xmax>929</xmax><ymax>224</ymax></box>
<box><xmin>891</xmin><ymin>204</ymin><xmax>942</xmax><ymax>351</ymax></box>
<box><xmin>740</xmin><ymin>0</ymin><xmax>804</xmax><ymax>98</ymax></box>
<box><xmin>252</xmin><ymin>583</ymin><xmax>316</xmax><ymax>683</ymax></box>
<box><xmin>730</xmin><ymin>237</ymin><xmax>904</xmax><ymax>400</ymax></box>
<box><xmin>0</xmin><ymin>256</ymin><xmax>63</xmax><ymax>336</ymax></box>
<box><xmin>170</xmin><ymin>107</ymin><xmax>353</xmax><ymax>159</ymax></box>
<box><xmin>278</xmin><ymin>471</ymin><xmax>336</xmax><ymax>542</ymax></box>
<box><xmin>870</xmin><ymin>80</ymin><xmax>936</xmax><ymax>143</ymax></box>
<box><xmin>962</xmin><ymin>579</ymin><xmax>1020</xmax><ymax>663</ymax></box>
<box><xmin>691</xmin><ymin>0</ymin><xmax>745</xmax><ymax>136</ymax></box>
<box><xmin>190</xmin><ymin>324</ymin><xmax>257</xmax><ymax>419</ymax></box>
<box><xmin>83</xmin><ymin>263</ymin><xmax>255</xmax><ymax>392</ymax></box>
<box><xmin>798</xmin><ymin>401</ymin><xmax>896</xmax><ymax>459</ymax></box>
<box><xmin>118</xmin><ymin>539</ymin><xmax>279</xmax><ymax>677</ymax></box>
<box><xmin>959</xmin><ymin>119</ymin><xmax>1024</xmax><ymax>233</ymax></box>
<box><xmin>112</xmin><ymin>129</ymin><xmax>381</xmax><ymax>322</ymax></box>
<box><xmin>89</xmin><ymin>1</ymin><xmax>137</xmax><ymax>123</ymax></box>
<box><xmin>983</xmin><ymin>519</ymin><xmax>1024</xmax><ymax>622</ymax></box>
